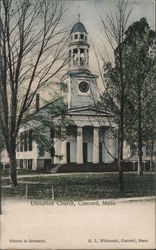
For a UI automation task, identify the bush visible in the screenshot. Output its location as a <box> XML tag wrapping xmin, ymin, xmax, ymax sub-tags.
<box><xmin>55</xmin><ymin>161</ymin><xmax>152</xmax><ymax>173</ymax></box>
<box><xmin>57</xmin><ymin>163</ymin><xmax>118</xmax><ymax>173</ymax></box>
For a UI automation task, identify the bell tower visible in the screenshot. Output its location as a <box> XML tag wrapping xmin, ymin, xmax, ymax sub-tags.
<box><xmin>62</xmin><ymin>18</ymin><xmax>98</xmax><ymax>109</ymax></box>
<box><xmin>68</xmin><ymin>18</ymin><xmax>90</xmax><ymax>72</ymax></box>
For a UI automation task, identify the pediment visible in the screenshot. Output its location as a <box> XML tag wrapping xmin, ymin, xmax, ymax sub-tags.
<box><xmin>68</xmin><ymin>106</ymin><xmax>112</xmax><ymax>117</ymax></box>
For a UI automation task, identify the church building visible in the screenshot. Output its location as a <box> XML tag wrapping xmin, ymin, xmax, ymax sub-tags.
<box><xmin>54</xmin><ymin>20</ymin><xmax>117</xmax><ymax>166</ymax></box>
<box><xmin>15</xmin><ymin>20</ymin><xmax>118</xmax><ymax>170</ymax></box>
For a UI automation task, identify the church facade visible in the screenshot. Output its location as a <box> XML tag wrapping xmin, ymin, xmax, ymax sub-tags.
<box><xmin>15</xmin><ymin>20</ymin><xmax>118</xmax><ymax>170</ymax></box>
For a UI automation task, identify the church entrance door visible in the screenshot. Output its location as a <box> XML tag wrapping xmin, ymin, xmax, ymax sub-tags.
<box><xmin>99</xmin><ymin>143</ymin><xmax>102</xmax><ymax>163</ymax></box>
<box><xmin>83</xmin><ymin>142</ymin><xmax>88</xmax><ymax>163</ymax></box>
<box><xmin>67</xmin><ymin>142</ymin><xmax>70</xmax><ymax>163</ymax></box>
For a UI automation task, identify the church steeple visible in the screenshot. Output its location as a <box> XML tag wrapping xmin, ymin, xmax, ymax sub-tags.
<box><xmin>62</xmin><ymin>18</ymin><xmax>98</xmax><ymax>110</ymax></box>
<box><xmin>68</xmin><ymin>20</ymin><xmax>90</xmax><ymax>72</ymax></box>
<box><xmin>78</xmin><ymin>12</ymin><xmax>80</xmax><ymax>22</ymax></box>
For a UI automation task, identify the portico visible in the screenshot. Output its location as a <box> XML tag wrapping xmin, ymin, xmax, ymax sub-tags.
<box><xmin>54</xmin><ymin>106</ymin><xmax>117</xmax><ymax>165</ymax></box>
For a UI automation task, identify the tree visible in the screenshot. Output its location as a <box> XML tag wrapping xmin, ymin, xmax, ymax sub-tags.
<box><xmin>0</xmin><ymin>124</ymin><xmax>5</xmax><ymax>156</ymax></box>
<box><xmin>143</xmin><ymin>60</ymin><xmax>156</xmax><ymax>170</ymax></box>
<box><xmin>100</xmin><ymin>17</ymin><xmax>155</xmax><ymax>176</ymax></box>
<box><xmin>0</xmin><ymin>0</ymin><xmax>68</xmax><ymax>187</ymax></box>
<box><xmin>100</xmin><ymin>0</ymin><xmax>132</xmax><ymax>191</ymax></box>
<box><xmin>17</xmin><ymin>95</ymin><xmax>70</xmax><ymax>167</ymax></box>
<box><xmin>120</xmin><ymin>18</ymin><xmax>155</xmax><ymax>175</ymax></box>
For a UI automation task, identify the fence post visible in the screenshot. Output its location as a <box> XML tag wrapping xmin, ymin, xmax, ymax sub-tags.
<box><xmin>25</xmin><ymin>183</ymin><xmax>28</xmax><ymax>198</ymax></box>
<box><xmin>52</xmin><ymin>185</ymin><xmax>54</xmax><ymax>200</ymax></box>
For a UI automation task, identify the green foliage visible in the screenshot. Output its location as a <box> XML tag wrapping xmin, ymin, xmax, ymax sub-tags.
<box><xmin>100</xmin><ymin>18</ymin><xmax>156</xmax><ymax>147</ymax></box>
<box><xmin>66</xmin><ymin>125</ymin><xmax>77</xmax><ymax>137</ymax></box>
<box><xmin>123</xmin><ymin>18</ymin><xmax>155</xmax><ymax>145</ymax></box>
<box><xmin>24</xmin><ymin>97</ymin><xmax>70</xmax><ymax>155</ymax></box>
<box><xmin>59</xmin><ymin>82</ymin><xmax>68</xmax><ymax>92</ymax></box>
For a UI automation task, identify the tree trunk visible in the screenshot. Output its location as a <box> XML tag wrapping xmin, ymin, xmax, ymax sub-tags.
<box><xmin>137</xmin><ymin>79</ymin><xmax>143</xmax><ymax>176</ymax></box>
<box><xmin>118</xmin><ymin>138</ymin><xmax>124</xmax><ymax>192</ymax></box>
<box><xmin>137</xmin><ymin>151</ymin><xmax>143</xmax><ymax>175</ymax></box>
<box><xmin>150</xmin><ymin>140</ymin><xmax>154</xmax><ymax>171</ymax></box>
<box><xmin>137</xmin><ymin>120</ymin><xmax>143</xmax><ymax>175</ymax></box>
<box><xmin>118</xmin><ymin>105</ymin><xmax>124</xmax><ymax>192</ymax></box>
<box><xmin>8</xmin><ymin>148</ymin><xmax>18</xmax><ymax>187</ymax></box>
<box><xmin>117</xmin><ymin>42</ymin><xmax>125</xmax><ymax>192</ymax></box>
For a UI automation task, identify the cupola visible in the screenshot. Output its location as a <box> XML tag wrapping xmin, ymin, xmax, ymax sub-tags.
<box><xmin>68</xmin><ymin>19</ymin><xmax>90</xmax><ymax>71</ymax></box>
<box><xmin>71</xmin><ymin>22</ymin><xmax>87</xmax><ymax>34</ymax></box>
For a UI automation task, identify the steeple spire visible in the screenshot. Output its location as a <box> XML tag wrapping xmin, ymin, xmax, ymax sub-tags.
<box><xmin>78</xmin><ymin>13</ymin><xmax>80</xmax><ymax>22</ymax></box>
<box><xmin>78</xmin><ymin>9</ymin><xmax>80</xmax><ymax>22</ymax></box>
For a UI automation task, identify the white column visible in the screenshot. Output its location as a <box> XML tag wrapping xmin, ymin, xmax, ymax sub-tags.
<box><xmin>93</xmin><ymin>127</ymin><xmax>99</xmax><ymax>163</ymax></box>
<box><xmin>78</xmin><ymin>49</ymin><xmax>81</xmax><ymax>66</ymax></box>
<box><xmin>84</xmin><ymin>49</ymin><xmax>87</xmax><ymax>66</ymax></box>
<box><xmin>33</xmin><ymin>141</ymin><xmax>38</xmax><ymax>170</ymax></box>
<box><xmin>23</xmin><ymin>159</ymin><xmax>27</xmax><ymax>169</ymax></box>
<box><xmin>61</xmin><ymin>140</ymin><xmax>67</xmax><ymax>164</ymax></box>
<box><xmin>77</xmin><ymin>127</ymin><xmax>83</xmax><ymax>164</ymax></box>
<box><xmin>33</xmin><ymin>158</ymin><xmax>38</xmax><ymax>170</ymax></box>
<box><xmin>87</xmin><ymin>50</ymin><xmax>89</xmax><ymax>66</ymax></box>
<box><xmin>72</xmin><ymin>49</ymin><xmax>74</xmax><ymax>67</ymax></box>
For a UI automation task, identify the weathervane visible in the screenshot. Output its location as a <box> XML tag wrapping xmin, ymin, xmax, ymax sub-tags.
<box><xmin>78</xmin><ymin>8</ymin><xmax>80</xmax><ymax>22</ymax></box>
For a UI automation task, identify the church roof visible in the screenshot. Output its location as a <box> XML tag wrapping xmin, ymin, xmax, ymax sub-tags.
<box><xmin>71</xmin><ymin>22</ymin><xmax>87</xmax><ymax>34</ymax></box>
<box><xmin>67</xmin><ymin>70</ymin><xmax>98</xmax><ymax>78</ymax></box>
<box><xmin>67</xmin><ymin>106</ymin><xmax>113</xmax><ymax>117</ymax></box>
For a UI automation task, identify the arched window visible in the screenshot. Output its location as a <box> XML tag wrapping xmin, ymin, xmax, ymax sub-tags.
<box><xmin>80</xmin><ymin>48</ymin><xmax>85</xmax><ymax>65</ymax></box>
<box><xmin>87</xmin><ymin>50</ymin><xmax>89</xmax><ymax>65</ymax></box>
<box><xmin>73</xmin><ymin>49</ymin><xmax>78</xmax><ymax>65</ymax></box>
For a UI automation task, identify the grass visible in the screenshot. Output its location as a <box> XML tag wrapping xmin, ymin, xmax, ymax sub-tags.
<box><xmin>0</xmin><ymin>168</ymin><xmax>50</xmax><ymax>177</ymax></box>
<box><xmin>1</xmin><ymin>172</ymin><xmax>156</xmax><ymax>200</ymax></box>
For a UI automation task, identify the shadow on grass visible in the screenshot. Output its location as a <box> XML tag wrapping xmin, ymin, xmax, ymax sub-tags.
<box><xmin>1</xmin><ymin>172</ymin><xmax>156</xmax><ymax>200</ymax></box>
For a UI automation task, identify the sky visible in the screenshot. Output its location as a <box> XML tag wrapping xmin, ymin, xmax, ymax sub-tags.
<box><xmin>64</xmin><ymin>0</ymin><xmax>155</xmax><ymax>73</ymax></box>
<box><xmin>41</xmin><ymin>0</ymin><xmax>155</xmax><ymax>98</ymax></box>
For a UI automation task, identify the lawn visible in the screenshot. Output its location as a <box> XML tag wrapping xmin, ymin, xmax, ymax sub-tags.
<box><xmin>1</xmin><ymin>172</ymin><xmax>156</xmax><ymax>200</ymax></box>
<box><xmin>0</xmin><ymin>168</ymin><xmax>49</xmax><ymax>177</ymax></box>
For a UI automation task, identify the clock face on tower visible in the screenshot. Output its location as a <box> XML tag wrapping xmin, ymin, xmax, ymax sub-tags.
<box><xmin>79</xmin><ymin>81</ymin><xmax>89</xmax><ymax>93</ymax></box>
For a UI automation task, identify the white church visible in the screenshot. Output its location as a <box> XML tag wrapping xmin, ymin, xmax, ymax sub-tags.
<box><xmin>2</xmin><ymin>20</ymin><xmax>118</xmax><ymax>171</ymax></box>
<box><xmin>55</xmin><ymin>21</ymin><xmax>118</xmax><ymax>166</ymax></box>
